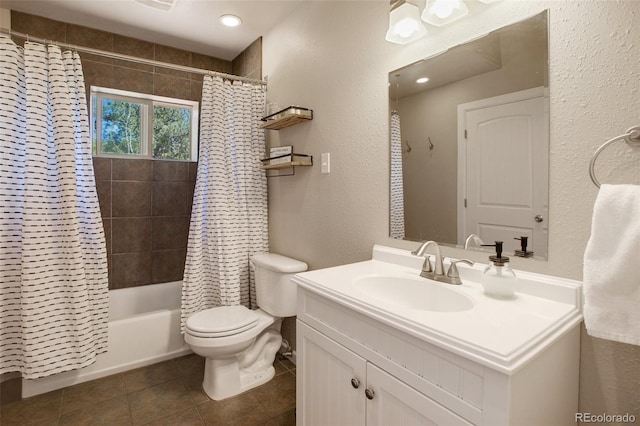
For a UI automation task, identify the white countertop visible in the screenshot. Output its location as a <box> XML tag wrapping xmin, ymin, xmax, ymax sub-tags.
<box><xmin>293</xmin><ymin>245</ymin><xmax>583</xmax><ymax>374</ymax></box>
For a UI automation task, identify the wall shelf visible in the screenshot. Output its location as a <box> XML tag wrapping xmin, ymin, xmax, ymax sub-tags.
<box><xmin>260</xmin><ymin>106</ymin><xmax>313</xmax><ymax>176</ymax></box>
<box><xmin>261</xmin><ymin>153</ymin><xmax>313</xmax><ymax>177</ymax></box>
<box><xmin>260</xmin><ymin>106</ymin><xmax>313</xmax><ymax>130</ymax></box>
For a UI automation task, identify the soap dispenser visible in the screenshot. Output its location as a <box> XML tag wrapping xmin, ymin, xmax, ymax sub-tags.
<box><xmin>481</xmin><ymin>241</ymin><xmax>517</xmax><ymax>298</ymax></box>
<box><xmin>514</xmin><ymin>236</ymin><xmax>534</xmax><ymax>258</ymax></box>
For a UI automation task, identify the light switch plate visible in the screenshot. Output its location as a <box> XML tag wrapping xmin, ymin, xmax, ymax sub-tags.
<box><xmin>321</xmin><ymin>152</ymin><xmax>330</xmax><ymax>174</ymax></box>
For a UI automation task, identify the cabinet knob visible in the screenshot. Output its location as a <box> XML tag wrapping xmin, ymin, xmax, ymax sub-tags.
<box><xmin>351</xmin><ymin>378</ymin><xmax>360</xmax><ymax>389</ymax></box>
<box><xmin>365</xmin><ymin>388</ymin><xmax>375</xmax><ymax>400</ymax></box>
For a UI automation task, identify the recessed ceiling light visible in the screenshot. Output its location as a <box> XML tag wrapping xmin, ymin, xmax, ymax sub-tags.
<box><xmin>416</xmin><ymin>77</ymin><xmax>429</xmax><ymax>84</ymax></box>
<box><xmin>220</xmin><ymin>14</ymin><xmax>242</xmax><ymax>27</ymax></box>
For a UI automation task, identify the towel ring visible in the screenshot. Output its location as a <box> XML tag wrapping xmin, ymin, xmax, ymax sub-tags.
<box><xmin>589</xmin><ymin>125</ymin><xmax>640</xmax><ymax>188</ymax></box>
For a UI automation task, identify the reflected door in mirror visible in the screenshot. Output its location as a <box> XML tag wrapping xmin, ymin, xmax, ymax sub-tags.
<box><xmin>459</xmin><ymin>88</ymin><xmax>548</xmax><ymax>258</ymax></box>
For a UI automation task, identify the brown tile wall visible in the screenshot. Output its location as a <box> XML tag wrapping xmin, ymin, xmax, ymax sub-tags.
<box><xmin>10</xmin><ymin>11</ymin><xmax>235</xmax><ymax>103</ymax></box>
<box><xmin>232</xmin><ymin>37</ymin><xmax>262</xmax><ymax>81</ymax></box>
<box><xmin>11</xmin><ymin>11</ymin><xmax>262</xmax><ymax>289</ymax></box>
<box><xmin>93</xmin><ymin>157</ymin><xmax>197</xmax><ymax>289</ymax></box>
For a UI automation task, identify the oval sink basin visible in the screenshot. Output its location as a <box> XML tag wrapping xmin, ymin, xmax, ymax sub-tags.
<box><xmin>352</xmin><ymin>274</ymin><xmax>474</xmax><ymax>312</ymax></box>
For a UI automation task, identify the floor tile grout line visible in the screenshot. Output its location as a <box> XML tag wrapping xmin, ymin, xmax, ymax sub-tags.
<box><xmin>56</xmin><ymin>388</ymin><xmax>65</xmax><ymax>421</ymax></box>
<box><xmin>126</xmin><ymin>387</ymin><xmax>135</xmax><ymax>426</ymax></box>
<box><xmin>194</xmin><ymin>403</ymin><xmax>206</xmax><ymax>426</ymax></box>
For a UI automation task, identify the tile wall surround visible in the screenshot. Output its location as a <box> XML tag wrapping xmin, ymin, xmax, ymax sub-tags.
<box><xmin>94</xmin><ymin>157</ymin><xmax>197</xmax><ymax>289</ymax></box>
<box><xmin>232</xmin><ymin>37</ymin><xmax>263</xmax><ymax>81</ymax></box>
<box><xmin>10</xmin><ymin>11</ymin><xmax>233</xmax><ymax>103</ymax></box>
<box><xmin>10</xmin><ymin>11</ymin><xmax>263</xmax><ymax>289</ymax></box>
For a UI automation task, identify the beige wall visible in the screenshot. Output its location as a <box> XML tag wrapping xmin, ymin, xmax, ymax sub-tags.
<box><xmin>263</xmin><ymin>1</ymin><xmax>640</xmax><ymax>415</ymax></box>
<box><xmin>0</xmin><ymin>8</ymin><xmax>10</xmax><ymax>29</ymax></box>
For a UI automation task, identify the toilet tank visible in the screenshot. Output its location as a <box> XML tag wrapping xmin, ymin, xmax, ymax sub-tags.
<box><xmin>251</xmin><ymin>253</ymin><xmax>308</xmax><ymax>317</ymax></box>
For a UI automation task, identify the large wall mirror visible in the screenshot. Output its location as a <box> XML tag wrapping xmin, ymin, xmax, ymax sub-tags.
<box><xmin>389</xmin><ymin>11</ymin><xmax>549</xmax><ymax>260</ymax></box>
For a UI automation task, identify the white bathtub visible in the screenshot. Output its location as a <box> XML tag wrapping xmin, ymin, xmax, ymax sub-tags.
<box><xmin>22</xmin><ymin>281</ymin><xmax>191</xmax><ymax>398</ymax></box>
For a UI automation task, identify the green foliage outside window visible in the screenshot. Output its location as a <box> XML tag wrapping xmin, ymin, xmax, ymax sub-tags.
<box><xmin>101</xmin><ymin>98</ymin><xmax>143</xmax><ymax>155</ymax></box>
<box><xmin>91</xmin><ymin>88</ymin><xmax>196</xmax><ymax>161</ymax></box>
<box><xmin>153</xmin><ymin>105</ymin><xmax>191</xmax><ymax>160</ymax></box>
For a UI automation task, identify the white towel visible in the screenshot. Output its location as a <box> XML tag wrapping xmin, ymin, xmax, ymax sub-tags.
<box><xmin>583</xmin><ymin>184</ymin><xmax>640</xmax><ymax>346</ymax></box>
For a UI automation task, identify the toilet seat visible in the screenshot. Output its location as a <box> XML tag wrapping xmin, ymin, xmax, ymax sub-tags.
<box><xmin>186</xmin><ymin>306</ymin><xmax>258</xmax><ymax>338</ymax></box>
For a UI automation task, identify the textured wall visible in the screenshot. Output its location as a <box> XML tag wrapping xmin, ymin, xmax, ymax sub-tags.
<box><xmin>263</xmin><ymin>0</ymin><xmax>640</xmax><ymax>415</ymax></box>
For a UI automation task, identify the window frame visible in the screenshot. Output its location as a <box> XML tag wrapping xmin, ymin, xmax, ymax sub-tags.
<box><xmin>91</xmin><ymin>86</ymin><xmax>199</xmax><ymax>161</ymax></box>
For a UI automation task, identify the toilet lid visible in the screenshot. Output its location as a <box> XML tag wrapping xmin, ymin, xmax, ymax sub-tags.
<box><xmin>186</xmin><ymin>306</ymin><xmax>258</xmax><ymax>337</ymax></box>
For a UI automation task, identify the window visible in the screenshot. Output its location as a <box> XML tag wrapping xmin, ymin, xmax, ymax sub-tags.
<box><xmin>91</xmin><ymin>87</ymin><xmax>199</xmax><ymax>161</ymax></box>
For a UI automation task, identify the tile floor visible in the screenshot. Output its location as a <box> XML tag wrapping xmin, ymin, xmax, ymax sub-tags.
<box><xmin>0</xmin><ymin>354</ymin><xmax>296</xmax><ymax>426</ymax></box>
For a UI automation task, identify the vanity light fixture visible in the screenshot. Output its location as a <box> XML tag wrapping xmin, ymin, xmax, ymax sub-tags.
<box><xmin>385</xmin><ymin>0</ymin><xmax>427</xmax><ymax>45</ymax></box>
<box><xmin>133</xmin><ymin>0</ymin><xmax>176</xmax><ymax>11</ymax></box>
<box><xmin>421</xmin><ymin>0</ymin><xmax>469</xmax><ymax>27</ymax></box>
<box><xmin>416</xmin><ymin>77</ymin><xmax>429</xmax><ymax>84</ymax></box>
<box><xmin>220</xmin><ymin>14</ymin><xmax>242</xmax><ymax>27</ymax></box>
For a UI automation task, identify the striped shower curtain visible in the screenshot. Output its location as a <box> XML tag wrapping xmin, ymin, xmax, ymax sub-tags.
<box><xmin>181</xmin><ymin>76</ymin><xmax>268</xmax><ymax>330</ymax></box>
<box><xmin>0</xmin><ymin>36</ymin><xmax>109</xmax><ymax>379</ymax></box>
<box><xmin>390</xmin><ymin>111</ymin><xmax>405</xmax><ymax>239</ymax></box>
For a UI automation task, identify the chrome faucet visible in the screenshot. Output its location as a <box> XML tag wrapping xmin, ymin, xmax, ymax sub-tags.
<box><xmin>412</xmin><ymin>240</ymin><xmax>474</xmax><ymax>285</ymax></box>
<box><xmin>464</xmin><ymin>234</ymin><xmax>484</xmax><ymax>249</ymax></box>
<box><xmin>412</xmin><ymin>240</ymin><xmax>445</xmax><ymax>276</ymax></box>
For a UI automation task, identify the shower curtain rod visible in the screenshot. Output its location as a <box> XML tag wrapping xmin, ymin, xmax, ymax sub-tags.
<box><xmin>0</xmin><ymin>28</ymin><xmax>267</xmax><ymax>86</ymax></box>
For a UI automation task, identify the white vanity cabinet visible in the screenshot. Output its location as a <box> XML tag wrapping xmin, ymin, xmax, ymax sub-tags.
<box><xmin>297</xmin><ymin>321</ymin><xmax>470</xmax><ymax>426</ymax></box>
<box><xmin>297</xmin><ymin>320</ymin><xmax>365</xmax><ymax>425</ymax></box>
<box><xmin>294</xmin><ymin>246</ymin><xmax>582</xmax><ymax>426</ymax></box>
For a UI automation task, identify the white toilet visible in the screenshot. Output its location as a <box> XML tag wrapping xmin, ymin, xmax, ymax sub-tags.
<box><xmin>184</xmin><ymin>253</ymin><xmax>307</xmax><ymax>400</ymax></box>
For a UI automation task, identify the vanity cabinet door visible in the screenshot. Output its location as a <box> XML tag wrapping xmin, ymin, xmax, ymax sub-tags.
<box><xmin>297</xmin><ymin>320</ymin><xmax>367</xmax><ymax>426</ymax></box>
<box><xmin>366</xmin><ymin>363</ymin><xmax>473</xmax><ymax>426</ymax></box>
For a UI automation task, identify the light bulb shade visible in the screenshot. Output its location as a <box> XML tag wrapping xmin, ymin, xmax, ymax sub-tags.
<box><xmin>220</xmin><ymin>14</ymin><xmax>242</xmax><ymax>27</ymax></box>
<box><xmin>385</xmin><ymin>2</ymin><xmax>427</xmax><ymax>45</ymax></box>
<box><xmin>421</xmin><ymin>0</ymin><xmax>469</xmax><ymax>27</ymax></box>
<box><xmin>134</xmin><ymin>0</ymin><xmax>175</xmax><ymax>11</ymax></box>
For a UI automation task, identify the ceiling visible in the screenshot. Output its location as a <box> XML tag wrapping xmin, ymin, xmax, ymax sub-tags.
<box><xmin>3</xmin><ymin>0</ymin><xmax>303</xmax><ymax>61</ymax></box>
<box><xmin>389</xmin><ymin>33</ymin><xmax>503</xmax><ymax>100</ymax></box>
